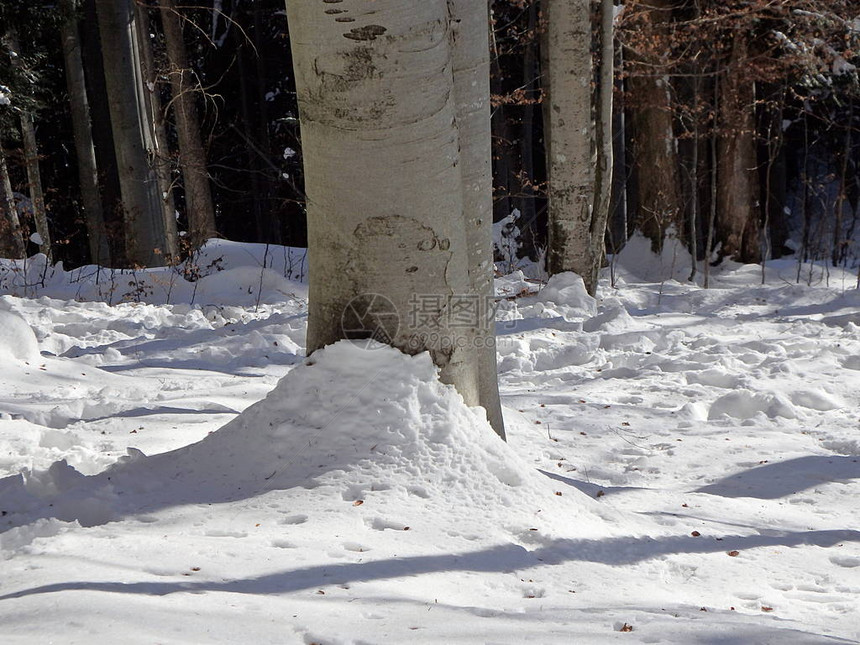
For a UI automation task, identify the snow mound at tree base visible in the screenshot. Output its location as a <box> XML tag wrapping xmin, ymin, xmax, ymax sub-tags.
<box><xmin>2</xmin><ymin>341</ymin><xmax>616</xmax><ymax>543</ymax></box>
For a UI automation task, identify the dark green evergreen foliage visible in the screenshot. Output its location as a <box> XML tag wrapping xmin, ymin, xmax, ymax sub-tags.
<box><xmin>0</xmin><ymin>2</ymin><xmax>61</xmax><ymax>136</ymax></box>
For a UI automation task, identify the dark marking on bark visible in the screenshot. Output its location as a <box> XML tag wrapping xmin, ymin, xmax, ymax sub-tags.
<box><xmin>335</xmin><ymin>17</ymin><xmax>356</xmax><ymax>23</ymax></box>
<box><xmin>406</xmin><ymin>266</ymin><xmax>419</xmax><ymax>273</ymax></box>
<box><xmin>343</xmin><ymin>25</ymin><xmax>387</xmax><ymax>41</ymax></box>
<box><xmin>325</xmin><ymin>9</ymin><xmax>347</xmax><ymax>14</ymax></box>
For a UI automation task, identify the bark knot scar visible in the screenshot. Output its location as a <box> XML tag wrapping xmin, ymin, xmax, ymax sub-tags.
<box><xmin>343</xmin><ymin>25</ymin><xmax>387</xmax><ymax>41</ymax></box>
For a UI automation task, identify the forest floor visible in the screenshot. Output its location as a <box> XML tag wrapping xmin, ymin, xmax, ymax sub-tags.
<box><xmin>0</xmin><ymin>238</ymin><xmax>859</xmax><ymax>644</ymax></box>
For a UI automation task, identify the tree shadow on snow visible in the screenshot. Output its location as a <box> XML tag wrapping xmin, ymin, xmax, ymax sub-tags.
<box><xmin>0</xmin><ymin>528</ymin><xmax>857</xmax><ymax>602</ymax></box>
<box><xmin>695</xmin><ymin>455</ymin><xmax>860</xmax><ymax>499</ymax></box>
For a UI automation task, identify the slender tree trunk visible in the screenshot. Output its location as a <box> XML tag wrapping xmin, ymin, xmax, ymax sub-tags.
<box><xmin>287</xmin><ymin>0</ymin><xmax>494</xmax><ymax>431</ymax></box>
<box><xmin>761</xmin><ymin>85</ymin><xmax>786</xmax><ymax>281</ymax></box>
<box><xmin>0</xmin><ymin>144</ymin><xmax>25</xmax><ymax>258</ymax></box>
<box><xmin>626</xmin><ymin>0</ymin><xmax>683</xmax><ymax>252</ymax></box>
<box><xmin>517</xmin><ymin>1</ymin><xmax>538</xmax><ymax>229</ymax></box>
<box><xmin>545</xmin><ymin>0</ymin><xmax>599</xmax><ymax>292</ymax></box>
<box><xmin>592</xmin><ymin>0</ymin><xmax>615</xmax><ymax>288</ymax></box>
<box><xmin>832</xmin><ymin>96</ymin><xmax>853</xmax><ymax>267</ymax></box>
<box><xmin>18</xmin><ymin>114</ymin><xmax>52</xmax><ymax>260</ymax></box>
<box><xmin>450</xmin><ymin>0</ymin><xmax>505</xmax><ymax>437</ymax></box>
<box><xmin>715</xmin><ymin>36</ymin><xmax>761</xmax><ymax>264</ymax></box>
<box><xmin>703</xmin><ymin>73</ymin><xmax>718</xmax><ymax>289</ymax></box>
<box><xmin>6</xmin><ymin>31</ymin><xmax>52</xmax><ymax>260</ymax></box>
<box><xmin>134</xmin><ymin>2</ymin><xmax>179</xmax><ymax>261</ymax></box>
<box><xmin>158</xmin><ymin>0</ymin><xmax>217</xmax><ymax>249</ymax></box>
<box><xmin>95</xmin><ymin>0</ymin><xmax>167</xmax><ymax>267</ymax></box>
<box><xmin>60</xmin><ymin>0</ymin><xmax>111</xmax><ymax>266</ymax></box>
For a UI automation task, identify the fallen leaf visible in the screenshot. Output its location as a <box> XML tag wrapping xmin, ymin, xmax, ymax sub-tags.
<box><xmin>691</xmin><ymin>531</ymin><xmax>701</xmax><ymax>537</ymax></box>
<box><xmin>727</xmin><ymin>550</ymin><xmax>740</xmax><ymax>557</ymax></box>
<box><xmin>620</xmin><ymin>623</ymin><xmax>634</xmax><ymax>632</ymax></box>
<box><xmin>353</xmin><ymin>500</ymin><xmax>364</xmax><ymax>506</ymax></box>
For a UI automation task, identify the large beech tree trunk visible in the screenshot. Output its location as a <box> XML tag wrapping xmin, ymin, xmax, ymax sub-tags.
<box><xmin>716</xmin><ymin>36</ymin><xmax>761</xmax><ymax>263</ymax></box>
<box><xmin>60</xmin><ymin>0</ymin><xmax>111</xmax><ymax>266</ymax></box>
<box><xmin>158</xmin><ymin>0</ymin><xmax>217</xmax><ymax>249</ymax></box>
<box><xmin>95</xmin><ymin>0</ymin><xmax>167</xmax><ymax>267</ymax></box>
<box><xmin>287</xmin><ymin>0</ymin><xmax>505</xmax><ymax>438</ymax></box>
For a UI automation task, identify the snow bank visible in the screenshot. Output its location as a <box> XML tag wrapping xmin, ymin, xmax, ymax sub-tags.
<box><xmin>0</xmin><ymin>240</ymin><xmax>308</xmax><ymax>306</ymax></box>
<box><xmin>2</xmin><ymin>342</ymin><xmax>613</xmax><ymax>541</ymax></box>
<box><xmin>612</xmin><ymin>231</ymin><xmax>694</xmax><ymax>283</ymax></box>
<box><xmin>0</xmin><ymin>309</ymin><xmax>40</xmax><ymax>362</ymax></box>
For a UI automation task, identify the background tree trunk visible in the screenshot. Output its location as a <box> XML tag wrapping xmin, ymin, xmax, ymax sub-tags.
<box><xmin>6</xmin><ymin>30</ymin><xmax>52</xmax><ymax>260</ymax></box>
<box><xmin>545</xmin><ymin>0</ymin><xmax>598</xmax><ymax>292</ymax></box>
<box><xmin>60</xmin><ymin>0</ymin><xmax>111</xmax><ymax>266</ymax></box>
<box><xmin>625</xmin><ymin>0</ymin><xmax>683</xmax><ymax>252</ymax></box>
<box><xmin>134</xmin><ymin>2</ymin><xmax>179</xmax><ymax>261</ymax></box>
<box><xmin>592</xmin><ymin>0</ymin><xmax>615</xmax><ymax>289</ymax></box>
<box><xmin>0</xmin><ymin>144</ymin><xmax>25</xmax><ymax>258</ymax></box>
<box><xmin>716</xmin><ymin>36</ymin><xmax>761</xmax><ymax>264</ymax></box>
<box><xmin>158</xmin><ymin>0</ymin><xmax>217</xmax><ymax>249</ymax></box>
<box><xmin>18</xmin><ymin>113</ymin><xmax>52</xmax><ymax>260</ymax></box>
<box><xmin>287</xmin><ymin>0</ymin><xmax>491</xmax><ymax>426</ymax></box>
<box><xmin>95</xmin><ymin>0</ymin><xmax>167</xmax><ymax>267</ymax></box>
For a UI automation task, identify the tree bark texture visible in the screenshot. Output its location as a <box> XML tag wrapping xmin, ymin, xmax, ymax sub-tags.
<box><xmin>134</xmin><ymin>2</ymin><xmax>179</xmax><ymax>261</ymax></box>
<box><xmin>450</xmin><ymin>0</ymin><xmax>505</xmax><ymax>437</ymax></box>
<box><xmin>287</xmin><ymin>0</ymin><xmax>501</xmax><ymax>435</ymax></box>
<box><xmin>158</xmin><ymin>0</ymin><xmax>217</xmax><ymax>249</ymax></box>
<box><xmin>95</xmin><ymin>0</ymin><xmax>167</xmax><ymax>267</ymax></box>
<box><xmin>545</xmin><ymin>0</ymin><xmax>599</xmax><ymax>292</ymax></box>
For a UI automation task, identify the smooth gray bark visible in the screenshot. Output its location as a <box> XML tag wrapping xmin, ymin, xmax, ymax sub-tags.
<box><xmin>545</xmin><ymin>0</ymin><xmax>598</xmax><ymax>292</ymax></box>
<box><xmin>95</xmin><ymin>0</ymin><xmax>167</xmax><ymax>267</ymax></box>
<box><xmin>287</xmin><ymin>0</ymin><xmax>502</xmax><ymax>435</ymax></box>
<box><xmin>450</xmin><ymin>0</ymin><xmax>505</xmax><ymax>438</ymax></box>
<box><xmin>134</xmin><ymin>2</ymin><xmax>179</xmax><ymax>261</ymax></box>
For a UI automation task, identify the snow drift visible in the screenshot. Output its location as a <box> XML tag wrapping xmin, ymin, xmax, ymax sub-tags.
<box><xmin>2</xmin><ymin>341</ymin><xmax>613</xmax><ymax>541</ymax></box>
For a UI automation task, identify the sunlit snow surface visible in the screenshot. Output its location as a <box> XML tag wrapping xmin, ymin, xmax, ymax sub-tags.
<box><xmin>0</xmin><ymin>239</ymin><xmax>859</xmax><ymax>644</ymax></box>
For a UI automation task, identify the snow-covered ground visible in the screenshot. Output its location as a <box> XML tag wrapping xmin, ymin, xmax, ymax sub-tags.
<box><xmin>1</xmin><ymin>239</ymin><xmax>859</xmax><ymax>644</ymax></box>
